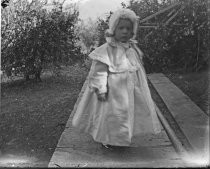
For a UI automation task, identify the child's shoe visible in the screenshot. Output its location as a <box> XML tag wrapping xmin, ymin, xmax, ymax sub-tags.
<box><xmin>101</xmin><ymin>143</ymin><xmax>113</xmax><ymax>149</ymax></box>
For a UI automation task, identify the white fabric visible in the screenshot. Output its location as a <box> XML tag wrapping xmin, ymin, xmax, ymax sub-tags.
<box><xmin>89</xmin><ymin>61</ymin><xmax>108</xmax><ymax>94</ymax></box>
<box><xmin>72</xmin><ymin>41</ymin><xmax>162</xmax><ymax>146</ymax></box>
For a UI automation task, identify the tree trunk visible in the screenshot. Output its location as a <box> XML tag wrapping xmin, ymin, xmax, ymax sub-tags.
<box><xmin>25</xmin><ymin>74</ymin><xmax>30</xmax><ymax>81</ymax></box>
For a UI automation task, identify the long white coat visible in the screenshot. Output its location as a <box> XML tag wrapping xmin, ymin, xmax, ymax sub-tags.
<box><xmin>72</xmin><ymin>41</ymin><xmax>161</xmax><ymax>146</ymax></box>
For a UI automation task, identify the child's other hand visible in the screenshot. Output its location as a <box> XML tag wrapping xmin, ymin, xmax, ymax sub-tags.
<box><xmin>97</xmin><ymin>93</ymin><xmax>107</xmax><ymax>102</ymax></box>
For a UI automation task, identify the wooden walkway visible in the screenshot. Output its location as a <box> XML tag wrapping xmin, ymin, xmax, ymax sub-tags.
<box><xmin>148</xmin><ymin>73</ymin><xmax>209</xmax><ymax>166</ymax></box>
<box><xmin>48</xmin><ymin>73</ymin><xmax>209</xmax><ymax>168</ymax></box>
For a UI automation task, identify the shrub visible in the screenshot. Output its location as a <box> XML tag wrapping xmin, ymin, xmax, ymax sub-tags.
<box><xmin>96</xmin><ymin>0</ymin><xmax>209</xmax><ymax>73</ymax></box>
<box><xmin>1</xmin><ymin>0</ymin><xmax>82</xmax><ymax>81</ymax></box>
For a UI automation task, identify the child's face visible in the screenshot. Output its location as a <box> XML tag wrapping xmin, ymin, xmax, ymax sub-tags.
<box><xmin>114</xmin><ymin>19</ymin><xmax>133</xmax><ymax>43</ymax></box>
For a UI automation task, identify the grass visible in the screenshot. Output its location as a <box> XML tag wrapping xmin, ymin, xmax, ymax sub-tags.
<box><xmin>165</xmin><ymin>68</ymin><xmax>209</xmax><ymax>115</ymax></box>
<box><xmin>0</xmin><ymin>63</ymin><xmax>208</xmax><ymax>167</ymax></box>
<box><xmin>0</xmin><ymin>64</ymin><xmax>88</xmax><ymax>167</ymax></box>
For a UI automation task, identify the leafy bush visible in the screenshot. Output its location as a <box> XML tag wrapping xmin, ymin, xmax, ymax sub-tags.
<box><xmin>96</xmin><ymin>12</ymin><xmax>111</xmax><ymax>46</ymax></box>
<box><xmin>96</xmin><ymin>0</ymin><xmax>209</xmax><ymax>73</ymax></box>
<box><xmin>1</xmin><ymin>0</ymin><xmax>82</xmax><ymax>80</ymax></box>
<box><xmin>129</xmin><ymin>0</ymin><xmax>209</xmax><ymax>73</ymax></box>
<box><xmin>75</xmin><ymin>19</ymin><xmax>98</xmax><ymax>54</ymax></box>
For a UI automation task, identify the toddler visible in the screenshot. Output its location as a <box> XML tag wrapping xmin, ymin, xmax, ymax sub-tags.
<box><xmin>72</xmin><ymin>9</ymin><xmax>161</xmax><ymax>148</ymax></box>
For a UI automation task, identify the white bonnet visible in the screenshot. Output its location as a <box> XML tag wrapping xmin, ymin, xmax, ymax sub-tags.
<box><xmin>106</xmin><ymin>8</ymin><xmax>139</xmax><ymax>39</ymax></box>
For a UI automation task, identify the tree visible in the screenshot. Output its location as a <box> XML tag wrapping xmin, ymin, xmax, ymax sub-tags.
<box><xmin>76</xmin><ymin>18</ymin><xmax>98</xmax><ymax>54</ymax></box>
<box><xmin>128</xmin><ymin>0</ymin><xmax>209</xmax><ymax>73</ymax></box>
<box><xmin>1</xmin><ymin>0</ymin><xmax>82</xmax><ymax>81</ymax></box>
<box><xmin>96</xmin><ymin>12</ymin><xmax>112</xmax><ymax>46</ymax></box>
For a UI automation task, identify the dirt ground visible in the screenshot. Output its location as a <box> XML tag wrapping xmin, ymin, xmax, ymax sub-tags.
<box><xmin>0</xmin><ymin>64</ymin><xmax>208</xmax><ymax>167</ymax></box>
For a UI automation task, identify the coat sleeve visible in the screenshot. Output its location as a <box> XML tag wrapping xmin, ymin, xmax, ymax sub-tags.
<box><xmin>88</xmin><ymin>60</ymin><xmax>108</xmax><ymax>94</ymax></box>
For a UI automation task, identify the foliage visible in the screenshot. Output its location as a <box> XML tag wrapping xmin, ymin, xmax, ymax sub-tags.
<box><xmin>75</xmin><ymin>19</ymin><xmax>98</xmax><ymax>54</ymax></box>
<box><xmin>128</xmin><ymin>0</ymin><xmax>209</xmax><ymax>73</ymax></box>
<box><xmin>96</xmin><ymin>0</ymin><xmax>209</xmax><ymax>73</ymax></box>
<box><xmin>96</xmin><ymin>12</ymin><xmax>112</xmax><ymax>46</ymax></box>
<box><xmin>1</xmin><ymin>0</ymin><xmax>82</xmax><ymax>80</ymax></box>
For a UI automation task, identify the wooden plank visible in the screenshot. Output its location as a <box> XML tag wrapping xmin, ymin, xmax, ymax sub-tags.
<box><xmin>50</xmin><ymin>117</ymin><xmax>185</xmax><ymax>167</ymax></box>
<box><xmin>48</xmin><ymin>146</ymin><xmax>185</xmax><ymax>168</ymax></box>
<box><xmin>139</xmin><ymin>25</ymin><xmax>158</xmax><ymax>28</ymax></box>
<box><xmin>148</xmin><ymin>73</ymin><xmax>209</xmax><ymax>157</ymax></box>
<box><xmin>139</xmin><ymin>2</ymin><xmax>181</xmax><ymax>23</ymax></box>
<box><xmin>164</xmin><ymin>5</ymin><xmax>185</xmax><ymax>25</ymax></box>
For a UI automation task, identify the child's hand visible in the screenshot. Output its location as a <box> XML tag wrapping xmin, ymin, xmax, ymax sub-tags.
<box><xmin>97</xmin><ymin>93</ymin><xmax>107</xmax><ymax>102</ymax></box>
